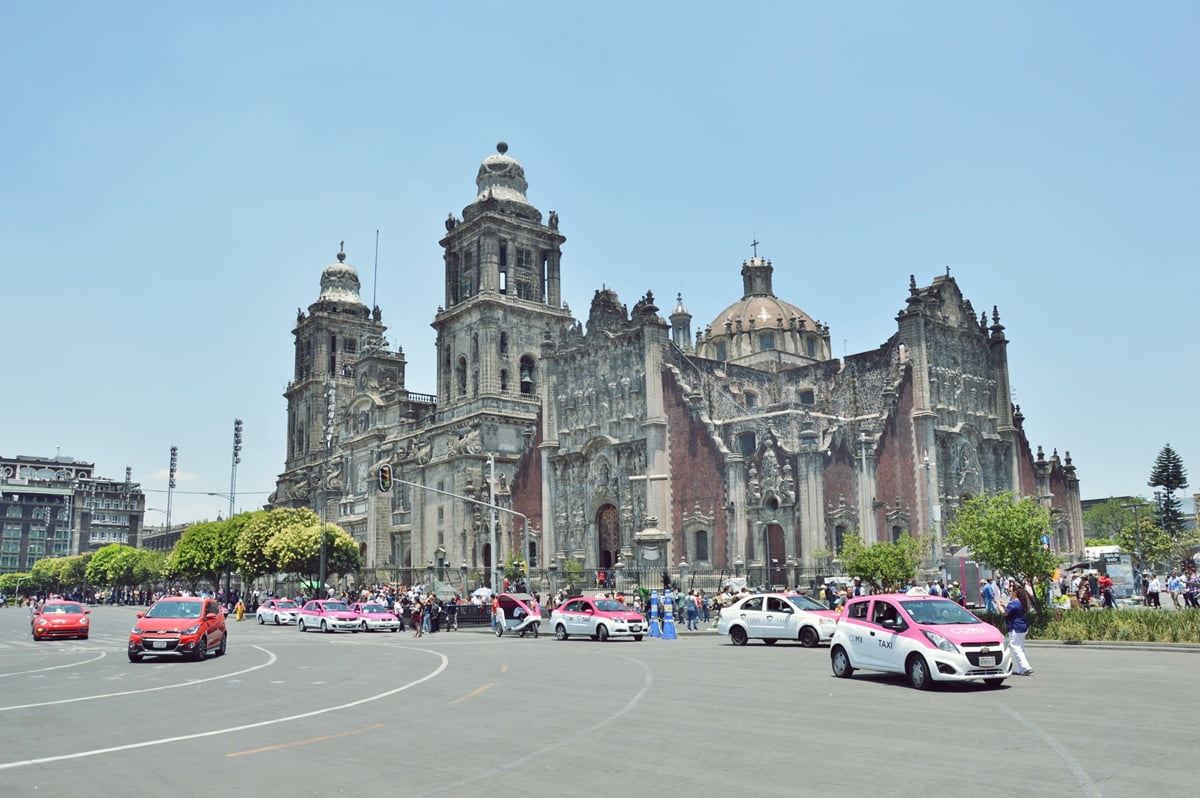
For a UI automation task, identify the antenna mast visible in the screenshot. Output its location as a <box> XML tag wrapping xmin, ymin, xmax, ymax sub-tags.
<box><xmin>372</xmin><ymin>229</ymin><xmax>380</xmax><ymax>310</ymax></box>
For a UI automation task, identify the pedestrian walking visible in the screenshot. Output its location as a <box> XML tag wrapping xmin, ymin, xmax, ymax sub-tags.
<box><xmin>1000</xmin><ymin>584</ymin><xmax>1033</xmax><ymax>676</ymax></box>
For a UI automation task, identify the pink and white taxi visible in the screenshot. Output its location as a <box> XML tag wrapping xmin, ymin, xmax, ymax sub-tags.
<box><xmin>830</xmin><ymin>589</ymin><xmax>1010</xmax><ymax>689</ymax></box>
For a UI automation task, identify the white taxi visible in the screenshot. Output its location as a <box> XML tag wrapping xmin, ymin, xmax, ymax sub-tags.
<box><xmin>830</xmin><ymin>589</ymin><xmax>1011</xmax><ymax>689</ymax></box>
<box><xmin>717</xmin><ymin>592</ymin><xmax>839</xmax><ymax>647</ymax></box>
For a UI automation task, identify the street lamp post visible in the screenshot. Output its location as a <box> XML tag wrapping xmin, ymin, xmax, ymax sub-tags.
<box><xmin>229</xmin><ymin>419</ymin><xmax>243</xmax><ymax>520</ymax></box>
<box><xmin>320</xmin><ymin>380</ymin><xmax>335</xmax><ymax>599</ymax></box>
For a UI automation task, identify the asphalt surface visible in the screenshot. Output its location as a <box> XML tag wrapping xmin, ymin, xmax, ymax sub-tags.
<box><xmin>0</xmin><ymin>605</ymin><xmax>1196</xmax><ymax>797</ymax></box>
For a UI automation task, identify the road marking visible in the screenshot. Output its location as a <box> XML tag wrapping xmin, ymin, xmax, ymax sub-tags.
<box><xmin>0</xmin><ymin>651</ymin><xmax>107</xmax><ymax>679</ymax></box>
<box><xmin>226</xmin><ymin>723</ymin><xmax>384</xmax><ymax>757</ymax></box>
<box><xmin>0</xmin><ymin>646</ymin><xmax>277</xmax><ymax>712</ymax></box>
<box><xmin>450</xmin><ymin>684</ymin><xmax>494</xmax><ymax>704</ymax></box>
<box><xmin>0</xmin><ymin>647</ymin><xmax>448</xmax><ymax>771</ymax></box>
<box><xmin>416</xmin><ymin>654</ymin><xmax>653</xmax><ymax>797</ymax></box>
<box><xmin>998</xmin><ymin>703</ymin><xmax>1101</xmax><ymax>797</ymax></box>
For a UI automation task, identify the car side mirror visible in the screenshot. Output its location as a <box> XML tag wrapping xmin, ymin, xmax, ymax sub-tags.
<box><xmin>85</xmin><ymin>610</ymin><xmax>91</xmax><ymax>614</ymax></box>
<box><xmin>136</xmin><ymin>612</ymin><xmax>146</xmax><ymax>619</ymax></box>
<box><xmin>881</xmin><ymin>618</ymin><xmax>906</xmax><ymax>631</ymax></box>
<box><xmin>206</xmin><ymin>613</ymin><xmax>218</xmax><ymax>620</ymax></box>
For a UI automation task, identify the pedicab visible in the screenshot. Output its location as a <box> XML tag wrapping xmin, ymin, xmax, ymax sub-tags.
<box><xmin>494</xmin><ymin>592</ymin><xmax>541</xmax><ymax>638</ymax></box>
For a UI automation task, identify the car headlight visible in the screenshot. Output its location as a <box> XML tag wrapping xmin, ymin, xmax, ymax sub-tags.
<box><xmin>131</xmin><ymin>626</ymin><xmax>143</xmax><ymax>635</ymax></box>
<box><xmin>922</xmin><ymin>630</ymin><xmax>958</xmax><ymax>653</ymax></box>
<box><xmin>182</xmin><ymin>624</ymin><xmax>201</xmax><ymax>635</ymax></box>
<box><xmin>37</xmin><ymin>618</ymin><xmax>48</xmax><ymax>626</ymax></box>
<box><xmin>80</xmin><ymin>617</ymin><xmax>88</xmax><ymax>625</ymax></box>
<box><xmin>818</xmin><ymin>618</ymin><xmax>835</xmax><ymax>626</ymax></box>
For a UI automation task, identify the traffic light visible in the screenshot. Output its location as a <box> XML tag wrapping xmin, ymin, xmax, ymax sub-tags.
<box><xmin>378</xmin><ymin>464</ymin><xmax>392</xmax><ymax>492</ymax></box>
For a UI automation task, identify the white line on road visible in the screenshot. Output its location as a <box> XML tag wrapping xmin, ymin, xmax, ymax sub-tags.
<box><xmin>0</xmin><ymin>645</ymin><xmax>278</xmax><ymax>712</ymax></box>
<box><xmin>0</xmin><ymin>650</ymin><xmax>107</xmax><ymax>678</ymax></box>
<box><xmin>0</xmin><ymin>647</ymin><xmax>448</xmax><ymax>771</ymax></box>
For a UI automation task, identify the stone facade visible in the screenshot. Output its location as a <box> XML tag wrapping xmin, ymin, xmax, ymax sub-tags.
<box><xmin>271</xmin><ymin>144</ymin><xmax>1084</xmax><ymax>587</ymax></box>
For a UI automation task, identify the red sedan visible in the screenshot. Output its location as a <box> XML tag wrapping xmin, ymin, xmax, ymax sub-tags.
<box><xmin>31</xmin><ymin>600</ymin><xmax>91</xmax><ymax>640</ymax></box>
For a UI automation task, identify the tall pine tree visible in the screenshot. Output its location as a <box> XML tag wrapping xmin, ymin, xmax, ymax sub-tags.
<box><xmin>1148</xmin><ymin>443</ymin><xmax>1189</xmax><ymax>536</ymax></box>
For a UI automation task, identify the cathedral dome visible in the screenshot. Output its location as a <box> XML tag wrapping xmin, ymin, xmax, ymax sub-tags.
<box><xmin>318</xmin><ymin>247</ymin><xmax>365</xmax><ymax>307</ymax></box>
<box><xmin>475</xmin><ymin>141</ymin><xmax>530</xmax><ymax>205</ymax></box>
<box><xmin>707</xmin><ymin>257</ymin><xmax>816</xmax><ymax>332</ymax></box>
<box><xmin>710</xmin><ymin>293</ymin><xmax>816</xmax><ymax>332</ymax></box>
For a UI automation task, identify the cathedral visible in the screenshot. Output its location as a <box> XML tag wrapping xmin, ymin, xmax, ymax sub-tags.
<box><xmin>270</xmin><ymin>143</ymin><xmax>1083</xmax><ymax>590</ymax></box>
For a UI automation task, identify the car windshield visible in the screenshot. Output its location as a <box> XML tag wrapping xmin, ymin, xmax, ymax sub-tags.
<box><xmin>275</xmin><ymin>601</ymin><xmax>297</xmax><ymax>609</ymax></box>
<box><xmin>900</xmin><ymin>599</ymin><xmax>980</xmax><ymax>625</ymax></box>
<box><xmin>45</xmin><ymin>604</ymin><xmax>83</xmax><ymax>614</ymax></box>
<box><xmin>594</xmin><ymin>599</ymin><xmax>632</xmax><ymax>613</ymax></box>
<box><xmin>146</xmin><ymin>600</ymin><xmax>202</xmax><ymax>619</ymax></box>
<box><xmin>359</xmin><ymin>605</ymin><xmax>386</xmax><ymax>613</ymax></box>
<box><xmin>786</xmin><ymin>594</ymin><xmax>826</xmax><ymax>611</ymax></box>
<box><xmin>322</xmin><ymin>602</ymin><xmax>349</xmax><ymax>611</ymax></box>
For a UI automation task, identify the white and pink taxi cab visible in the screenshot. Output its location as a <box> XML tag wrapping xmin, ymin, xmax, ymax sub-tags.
<box><xmin>830</xmin><ymin>588</ymin><xmax>1010</xmax><ymax>689</ymax></box>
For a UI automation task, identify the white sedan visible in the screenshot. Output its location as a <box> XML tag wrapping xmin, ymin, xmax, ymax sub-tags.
<box><xmin>717</xmin><ymin>592</ymin><xmax>839</xmax><ymax>647</ymax></box>
<box><xmin>255</xmin><ymin>598</ymin><xmax>300</xmax><ymax>625</ymax></box>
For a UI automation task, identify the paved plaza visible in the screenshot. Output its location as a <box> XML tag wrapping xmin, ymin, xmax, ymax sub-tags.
<box><xmin>0</xmin><ymin>604</ymin><xmax>1195</xmax><ymax>796</ymax></box>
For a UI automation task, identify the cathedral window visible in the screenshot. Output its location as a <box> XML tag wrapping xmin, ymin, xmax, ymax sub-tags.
<box><xmin>744</xmin><ymin>390</ymin><xmax>758</xmax><ymax>408</ymax></box>
<box><xmin>472</xmin><ymin>369</ymin><xmax>479</xmax><ymax>395</ymax></box>
<box><xmin>759</xmin><ymin>332</ymin><xmax>775</xmax><ymax>351</ymax></box>
<box><xmin>738</xmin><ymin>432</ymin><xmax>756</xmax><ymax>457</ymax></box>
<box><xmin>806</xmin><ymin>337</ymin><xmax>817</xmax><ymax>357</ymax></box>
<box><xmin>456</xmin><ymin>356</ymin><xmax>467</xmax><ymax>396</ymax></box>
<box><xmin>800</xmin><ymin>389</ymin><xmax>815</xmax><ymax>405</ymax></box>
<box><xmin>834</xmin><ymin>524</ymin><xmax>847</xmax><ymax>554</ymax></box>
<box><xmin>891</xmin><ymin>525</ymin><xmax>903</xmax><ymax>544</ymax></box>
<box><xmin>500</xmin><ymin>332</ymin><xmax>509</xmax><ymax>355</ymax></box>
<box><xmin>500</xmin><ymin>369</ymin><xmax>509</xmax><ymax>393</ymax></box>
<box><xmin>345</xmin><ymin>338</ymin><xmax>357</xmax><ymax>354</ymax></box>
<box><xmin>519</xmin><ymin>355</ymin><xmax>536</xmax><ymax>395</ymax></box>
<box><xmin>499</xmin><ymin>269</ymin><xmax>508</xmax><ymax>293</ymax></box>
<box><xmin>499</xmin><ymin>243</ymin><xmax>508</xmax><ymax>267</ymax></box>
<box><xmin>714</xmin><ymin>341</ymin><xmax>727</xmax><ymax>361</ymax></box>
<box><xmin>693</xmin><ymin>530</ymin><xmax>709</xmax><ymax>562</ymax></box>
<box><xmin>472</xmin><ymin>334</ymin><xmax>479</xmax><ymax>362</ymax></box>
<box><xmin>328</xmin><ymin>334</ymin><xmax>337</xmax><ymax>375</ymax></box>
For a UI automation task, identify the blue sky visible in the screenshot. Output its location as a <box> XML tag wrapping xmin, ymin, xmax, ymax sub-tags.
<box><xmin>3</xmin><ymin>2</ymin><xmax>1196</xmax><ymax>523</ymax></box>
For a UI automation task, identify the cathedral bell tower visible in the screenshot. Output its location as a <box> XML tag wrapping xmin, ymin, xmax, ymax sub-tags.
<box><xmin>275</xmin><ymin>245</ymin><xmax>386</xmax><ymax>507</ymax></box>
<box><xmin>433</xmin><ymin>143</ymin><xmax>573</xmax><ymax>412</ymax></box>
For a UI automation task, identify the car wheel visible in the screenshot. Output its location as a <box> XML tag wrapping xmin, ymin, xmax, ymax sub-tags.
<box><xmin>320</xmin><ymin>620</ymin><xmax>329</xmax><ymax>633</ymax></box>
<box><xmin>555</xmin><ymin>624</ymin><xmax>568</xmax><ymax>641</ymax></box>
<box><xmin>831</xmin><ymin>646</ymin><xmax>854</xmax><ymax>678</ymax></box>
<box><xmin>274</xmin><ymin>615</ymin><xmax>282</xmax><ymax>625</ymax></box>
<box><xmin>495</xmin><ymin>623</ymin><xmax>504</xmax><ymax>637</ymax></box>
<box><xmin>799</xmin><ymin>626</ymin><xmax>820</xmax><ymax>647</ymax></box>
<box><xmin>298</xmin><ymin>619</ymin><xmax>306</xmax><ymax>632</ymax></box>
<box><xmin>361</xmin><ymin>621</ymin><xmax>369</xmax><ymax>632</ymax></box>
<box><xmin>81</xmin><ymin>633</ymin><xmax>89</xmax><ymax>640</ymax></box>
<box><xmin>730</xmin><ymin>626</ymin><xmax>749</xmax><ymax>646</ymax></box>
<box><xmin>983</xmin><ymin>678</ymin><xmax>1005</xmax><ymax>689</ymax></box>
<box><xmin>391</xmin><ymin>626</ymin><xmax>399</xmax><ymax>633</ymax></box>
<box><xmin>217</xmin><ymin>633</ymin><xmax>227</xmax><ymax>656</ymax></box>
<box><xmin>258</xmin><ymin>614</ymin><xmax>265</xmax><ymax>625</ymax></box>
<box><xmin>531</xmin><ymin>624</ymin><xmax>539</xmax><ymax>639</ymax></box>
<box><xmin>196</xmin><ymin>635</ymin><xmax>208</xmax><ymax>661</ymax></box>
<box><xmin>596</xmin><ymin>625</ymin><xmax>609</xmax><ymax>642</ymax></box>
<box><xmin>763</xmin><ymin>638</ymin><xmax>778</xmax><ymax>646</ymax></box>
<box><xmin>128</xmin><ymin>651</ymin><xmax>143</xmax><ymax>663</ymax></box>
<box><xmin>906</xmin><ymin>654</ymin><xmax>933</xmax><ymax>690</ymax></box>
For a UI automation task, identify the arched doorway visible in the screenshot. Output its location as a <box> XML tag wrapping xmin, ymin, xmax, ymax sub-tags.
<box><xmin>765</xmin><ymin>523</ymin><xmax>786</xmax><ymax>588</ymax></box>
<box><xmin>597</xmin><ymin>504</ymin><xmax>620</xmax><ymax>569</ymax></box>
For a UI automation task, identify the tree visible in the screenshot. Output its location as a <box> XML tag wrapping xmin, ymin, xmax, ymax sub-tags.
<box><xmin>839</xmin><ymin>532</ymin><xmax>925</xmax><ymax>593</ymax></box>
<box><xmin>236</xmin><ymin>507</ymin><xmax>315</xmax><ymax>585</ymax></box>
<box><xmin>264</xmin><ymin>519</ymin><xmax>361</xmax><ymax>586</ymax></box>
<box><xmin>946</xmin><ymin>492</ymin><xmax>1061</xmax><ymax>603</ymax></box>
<box><xmin>167</xmin><ymin>520</ymin><xmax>240</xmax><ymax>591</ymax></box>
<box><xmin>1149</xmin><ymin>443</ymin><xmax>1189</xmax><ymax>536</ymax></box>
<box><xmin>225</xmin><ymin>510</ymin><xmax>267</xmax><ymax>587</ymax></box>
<box><xmin>1083</xmin><ymin>497</ymin><xmax>1138</xmax><ymax>545</ymax></box>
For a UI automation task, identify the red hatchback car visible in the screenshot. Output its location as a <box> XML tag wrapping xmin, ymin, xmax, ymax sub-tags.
<box><xmin>31</xmin><ymin>600</ymin><xmax>91</xmax><ymax>640</ymax></box>
<box><xmin>128</xmin><ymin>596</ymin><xmax>227</xmax><ymax>662</ymax></box>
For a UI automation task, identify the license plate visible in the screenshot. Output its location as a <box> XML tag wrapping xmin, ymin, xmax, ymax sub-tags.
<box><xmin>630</xmin><ymin>625</ymin><xmax>642</xmax><ymax>632</ymax></box>
<box><xmin>151</xmin><ymin>640</ymin><xmax>167</xmax><ymax>649</ymax></box>
<box><xmin>979</xmin><ymin>655</ymin><xmax>996</xmax><ymax>667</ymax></box>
